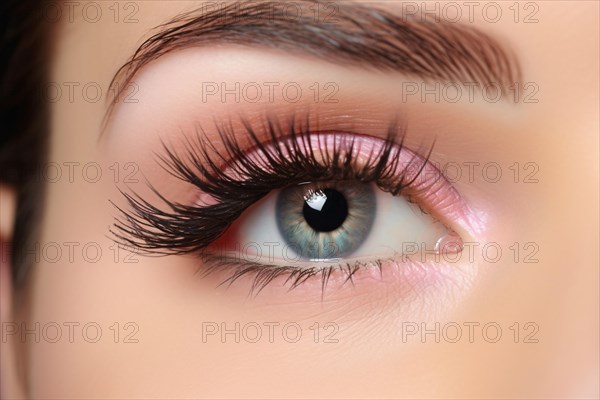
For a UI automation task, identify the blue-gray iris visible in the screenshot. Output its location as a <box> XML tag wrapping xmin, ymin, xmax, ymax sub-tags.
<box><xmin>276</xmin><ymin>182</ymin><xmax>376</xmax><ymax>260</ymax></box>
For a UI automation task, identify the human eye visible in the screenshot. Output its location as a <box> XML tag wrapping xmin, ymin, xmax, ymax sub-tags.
<box><xmin>111</xmin><ymin>114</ymin><xmax>481</xmax><ymax>296</ymax></box>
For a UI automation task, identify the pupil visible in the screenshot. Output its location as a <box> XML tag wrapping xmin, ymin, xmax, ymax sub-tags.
<box><xmin>302</xmin><ymin>188</ymin><xmax>348</xmax><ymax>232</ymax></box>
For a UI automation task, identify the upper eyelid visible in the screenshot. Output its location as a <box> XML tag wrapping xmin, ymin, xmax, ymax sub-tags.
<box><xmin>102</xmin><ymin>0</ymin><xmax>522</xmax><ymax>133</ymax></box>
<box><xmin>199</xmin><ymin>123</ymin><xmax>484</xmax><ymax>239</ymax></box>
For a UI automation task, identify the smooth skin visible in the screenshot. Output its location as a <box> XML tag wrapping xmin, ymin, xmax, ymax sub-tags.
<box><xmin>1</xmin><ymin>1</ymin><xmax>598</xmax><ymax>398</ymax></box>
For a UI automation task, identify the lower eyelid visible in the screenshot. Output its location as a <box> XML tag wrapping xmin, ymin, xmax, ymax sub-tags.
<box><xmin>195</xmin><ymin>250</ymin><xmax>475</xmax><ymax>302</ymax></box>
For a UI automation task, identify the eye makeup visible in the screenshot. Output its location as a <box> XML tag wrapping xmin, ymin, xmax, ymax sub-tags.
<box><xmin>110</xmin><ymin>113</ymin><xmax>481</xmax><ymax>296</ymax></box>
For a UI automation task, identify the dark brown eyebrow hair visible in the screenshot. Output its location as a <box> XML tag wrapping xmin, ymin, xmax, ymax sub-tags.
<box><xmin>106</xmin><ymin>0</ymin><xmax>521</xmax><ymax>124</ymax></box>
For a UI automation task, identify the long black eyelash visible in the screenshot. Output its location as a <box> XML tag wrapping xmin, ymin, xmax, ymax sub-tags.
<box><xmin>110</xmin><ymin>114</ymin><xmax>431</xmax><ymax>258</ymax></box>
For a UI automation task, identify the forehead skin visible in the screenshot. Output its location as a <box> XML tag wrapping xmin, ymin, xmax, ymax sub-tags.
<box><xmin>20</xmin><ymin>1</ymin><xmax>599</xmax><ymax>398</ymax></box>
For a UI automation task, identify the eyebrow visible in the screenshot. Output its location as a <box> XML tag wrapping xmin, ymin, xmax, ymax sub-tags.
<box><xmin>106</xmin><ymin>0</ymin><xmax>521</xmax><ymax>121</ymax></box>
